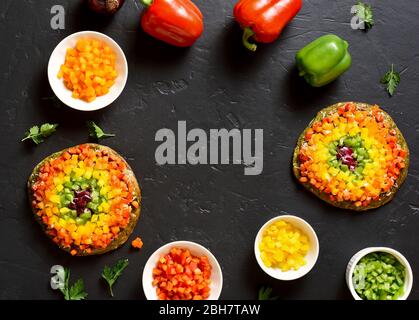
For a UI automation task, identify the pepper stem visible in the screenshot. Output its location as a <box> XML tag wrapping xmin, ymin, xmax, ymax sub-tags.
<box><xmin>139</xmin><ymin>0</ymin><xmax>153</xmax><ymax>7</ymax></box>
<box><xmin>242</xmin><ymin>27</ymin><xmax>257</xmax><ymax>52</ymax></box>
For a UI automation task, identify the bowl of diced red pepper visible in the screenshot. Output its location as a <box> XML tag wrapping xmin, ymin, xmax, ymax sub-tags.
<box><xmin>142</xmin><ymin>241</ymin><xmax>223</xmax><ymax>300</ymax></box>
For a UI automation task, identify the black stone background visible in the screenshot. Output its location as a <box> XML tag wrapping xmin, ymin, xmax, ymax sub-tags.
<box><xmin>0</xmin><ymin>0</ymin><xmax>418</xmax><ymax>300</ymax></box>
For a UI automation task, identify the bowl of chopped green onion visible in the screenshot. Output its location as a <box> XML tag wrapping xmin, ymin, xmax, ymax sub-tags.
<box><xmin>346</xmin><ymin>247</ymin><xmax>413</xmax><ymax>300</ymax></box>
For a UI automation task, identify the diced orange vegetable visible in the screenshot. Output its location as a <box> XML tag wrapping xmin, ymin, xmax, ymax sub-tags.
<box><xmin>131</xmin><ymin>237</ymin><xmax>143</xmax><ymax>249</ymax></box>
<box><xmin>58</xmin><ymin>38</ymin><xmax>117</xmax><ymax>103</ymax></box>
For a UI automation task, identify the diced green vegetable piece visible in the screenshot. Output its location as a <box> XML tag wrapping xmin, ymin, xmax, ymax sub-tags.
<box><xmin>60</xmin><ymin>195</ymin><xmax>66</xmax><ymax>203</ymax></box>
<box><xmin>329</xmin><ymin>148</ymin><xmax>337</xmax><ymax>155</ymax></box>
<box><xmin>80</xmin><ymin>211</ymin><xmax>91</xmax><ymax>220</ymax></box>
<box><xmin>355</xmin><ymin>167</ymin><xmax>364</xmax><ymax>175</ymax></box>
<box><xmin>87</xmin><ymin>202</ymin><xmax>98</xmax><ymax>211</ymax></box>
<box><xmin>340</xmin><ymin>164</ymin><xmax>349</xmax><ymax>172</ymax></box>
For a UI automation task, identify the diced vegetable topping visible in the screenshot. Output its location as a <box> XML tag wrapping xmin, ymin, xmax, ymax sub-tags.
<box><xmin>353</xmin><ymin>252</ymin><xmax>406</xmax><ymax>300</ymax></box>
<box><xmin>298</xmin><ymin>103</ymin><xmax>408</xmax><ymax>207</ymax></box>
<box><xmin>259</xmin><ymin>220</ymin><xmax>310</xmax><ymax>271</ymax></box>
<box><xmin>152</xmin><ymin>247</ymin><xmax>212</xmax><ymax>300</ymax></box>
<box><xmin>31</xmin><ymin>144</ymin><xmax>139</xmax><ymax>255</ymax></box>
<box><xmin>131</xmin><ymin>237</ymin><xmax>143</xmax><ymax>249</ymax></box>
<box><xmin>68</xmin><ymin>189</ymin><xmax>92</xmax><ymax>214</ymax></box>
<box><xmin>58</xmin><ymin>38</ymin><xmax>117</xmax><ymax>103</ymax></box>
<box><xmin>336</xmin><ymin>146</ymin><xmax>357</xmax><ymax>171</ymax></box>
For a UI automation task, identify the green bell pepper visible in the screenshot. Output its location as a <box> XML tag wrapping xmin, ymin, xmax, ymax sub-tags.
<box><xmin>296</xmin><ymin>34</ymin><xmax>352</xmax><ymax>87</ymax></box>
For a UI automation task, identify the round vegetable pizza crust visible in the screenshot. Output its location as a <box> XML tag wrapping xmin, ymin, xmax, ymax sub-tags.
<box><xmin>28</xmin><ymin>143</ymin><xmax>141</xmax><ymax>256</ymax></box>
<box><xmin>293</xmin><ymin>102</ymin><xmax>409</xmax><ymax>211</ymax></box>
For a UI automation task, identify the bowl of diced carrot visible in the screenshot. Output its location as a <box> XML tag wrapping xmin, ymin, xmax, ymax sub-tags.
<box><xmin>48</xmin><ymin>31</ymin><xmax>128</xmax><ymax>111</ymax></box>
<box><xmin>254</xmin><ymin>215</ymin><xmax>319</xmax><ymax>281</ymax></box>
<box><xmin>142</xmin><ymin>241</ymin><xmax>223</xmax><ymax>300</ymax></box>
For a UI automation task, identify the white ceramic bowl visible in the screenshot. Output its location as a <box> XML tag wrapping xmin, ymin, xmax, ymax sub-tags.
<box><xmin>47</xmin><ymin>31</ymin><xmax>128</xmax><ymax>111</ymax></box>
<box><xmin>142</xmin><ymin>241</ymin><xmax>223</xmax><ymax>300</ymax></box>
<box><xmin>254</xmin><ymin>215</ymin><xmax>319</xmax><ymax>281</ymax></box>
<box><xmin>346</xmin><ymin>247</ymin><xmax>413</xmax><ymax>300</ymax></box>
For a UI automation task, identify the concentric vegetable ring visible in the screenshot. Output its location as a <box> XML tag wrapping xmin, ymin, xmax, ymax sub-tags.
<box><xmin>293</xmin><ymin>102</ymin><xmax>409</xmax><ymax>211</ymax></box>
<box><xmin>28</xmin><ymin>144</ymin><xmax>141</xmax><ymax>255</ymax></box>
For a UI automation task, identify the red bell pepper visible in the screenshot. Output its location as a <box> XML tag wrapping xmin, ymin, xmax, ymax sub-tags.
<box><xmin>139</xmin><ymin>0</ymin><xmax>204</xmax><ymax>47</ymax></box>
<box><xmin>234</xmin><ymin>0</ymin><xmax>302</xmax><ymax>51</ymax></box>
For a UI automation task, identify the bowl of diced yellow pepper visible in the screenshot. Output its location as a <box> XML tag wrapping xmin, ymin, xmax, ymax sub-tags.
<box><xmin>254</xmin><ymin>215</ymin><xmax>319</xmax><ymax>280</ymax></box>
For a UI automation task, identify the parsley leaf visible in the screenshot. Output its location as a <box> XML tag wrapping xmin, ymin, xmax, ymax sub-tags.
<box><xmin>67</xmin><ymin>279</ymin><xmax>88</xmax><ymax>300</ymax></box>
<box><xmin>354</xmin><ymin>2</ymin><xmax>374</xmax><ymax>30</ymax></box>
<box><xmin>87</xmin><ymin>121</ymin><xmax>115</xmax><ymax>140</ymax></box>
<box><xmin>381</xmin><ymin>64</ymin><xmax>400</xmax><ymax>96</ymax></box>
<box><xmin>258</xmin><ymin>286</ymin><xmax>278</xmax><ymax>300</ymax></box>
<box><xmin>102</xmin><ymin>259</ymin><xmax>129</xmax><ymax>297</ymax></box>
<box><xmin>59</xmin><ymin>268</ymin><xmax>88</xmax><ymax>300</ymax></box>
<box><xmin>21</xmin><ymin>123</ymin><xmax>58</xmax><ymax>144</ymax></box>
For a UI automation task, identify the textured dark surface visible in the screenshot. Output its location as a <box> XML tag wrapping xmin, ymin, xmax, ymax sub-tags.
<box><xmin>0</xmin><ymin>0</ymin><xmax>418</xmax><ymax>300</ymax></box>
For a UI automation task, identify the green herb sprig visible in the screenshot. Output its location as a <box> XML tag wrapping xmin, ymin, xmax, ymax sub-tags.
<box><xmin>258</xmin><ymin>286</ymin><xmax>278</xmax><ymax>300</ymax></box>
<box><xmin>87</xmin><ymin>121</ymin><xmax>115</xmax><ymax>140</ymax></box>
<box><xmin>60</xmin><ymin>268</ymin><xmax>88</xmax><ymax>300</ymax></box>
<box><xmin>381</xmin><ymin>64</ymin><xmax>401</xmax><ymax>96</ymax></box>
<box><xmin>102</xmin><ymin>259</ymin><xmax>129</xmax><ymax>297</ymax></box>
<box><xmin>21</xmin><ymin>123</ymin><xmax>58</xmax><ymax>145</ymax></box>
